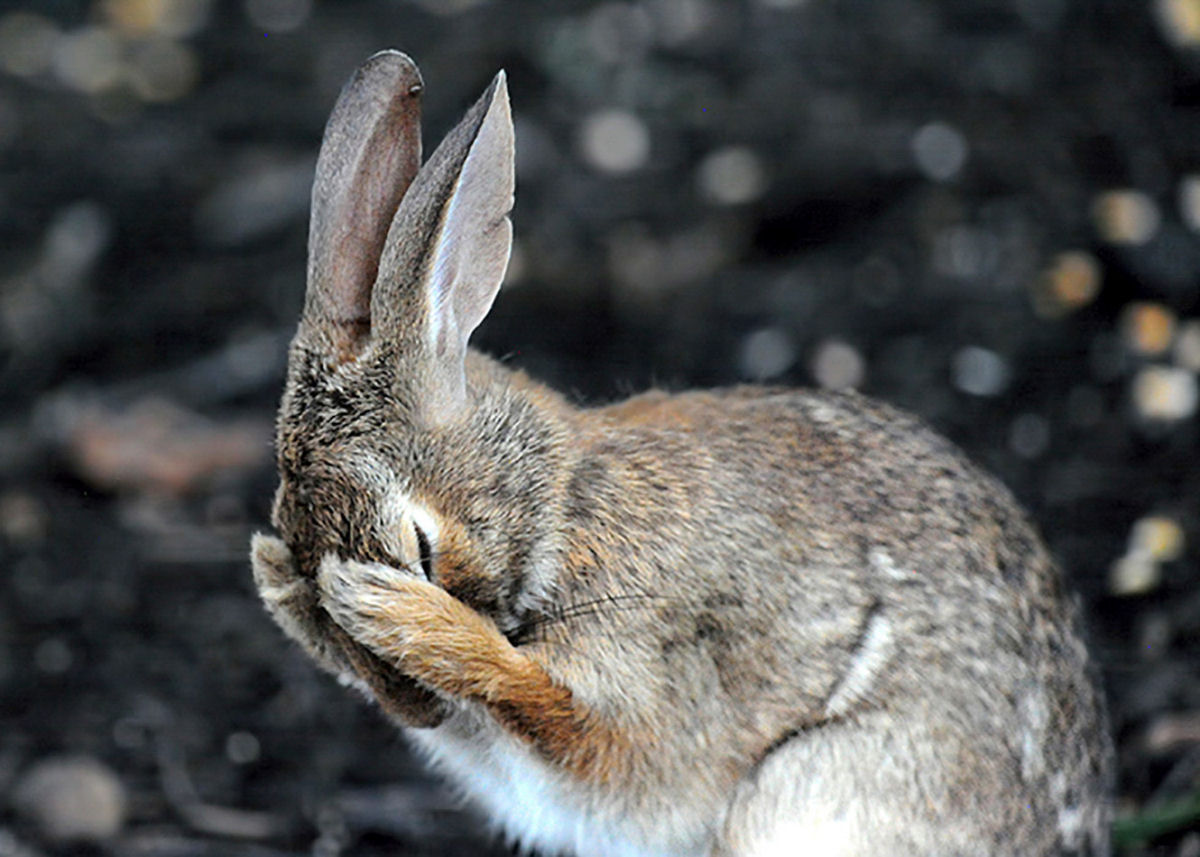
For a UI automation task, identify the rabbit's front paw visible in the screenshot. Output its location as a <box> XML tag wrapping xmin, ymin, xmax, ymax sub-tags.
<box><xmin>317</xmin><ymin>554</ymin><xmax>515</xmax><ymax>699</ymax></box>
<box><xmin>251</xmin><ymin>534</ymin><xmax>347</xmax><ymax>672</ymax></box>
<box><xmin>315</xmin><ymin>555</ymin><xmax>626</xmax><ymax>775</ymax></box>
<box><xmin>254</xmin><ymin>538</ymin><xmax>447</xmax><ymax>726</ymax></box>
<box><xmin>252</xmin><ymin>533</ymin><xmax>309</xmax><ymax>603</ymax></box>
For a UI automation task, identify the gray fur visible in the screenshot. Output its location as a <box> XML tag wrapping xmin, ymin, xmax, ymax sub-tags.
<box><xmin>252</xmin><ymin>53</ymin><xmax>1113</xmax><ymax>857</ymax></box>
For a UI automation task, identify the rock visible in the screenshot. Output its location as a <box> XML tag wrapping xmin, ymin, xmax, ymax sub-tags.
<box><xmin>53</xmin><ymin>395</ymin><xmax>272</xmax><ymax>497</ymax></box>
<box><xmin>12</xmin><ymin>756</ymin><xmax>126</xmax><ymax>844</ymax></box>
<box><xmin>0</xmin><ymin>828</ymin><xmax>46</xmax><ymax>857</ymax></box>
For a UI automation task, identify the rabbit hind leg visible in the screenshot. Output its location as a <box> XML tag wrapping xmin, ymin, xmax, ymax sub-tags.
<box><xmin>714</xmin><ymin>719</ymin><xmax>996</xmax><ymax>857</ymax></box>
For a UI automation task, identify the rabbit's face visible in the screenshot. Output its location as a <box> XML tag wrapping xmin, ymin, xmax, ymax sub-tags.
<box><xmin>272</xmin><ymin>339</ymin><xmax>562</xmax><ymax>637</ymax></box>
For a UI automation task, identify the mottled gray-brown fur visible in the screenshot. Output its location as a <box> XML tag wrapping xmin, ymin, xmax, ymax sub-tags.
<box><xmin>251</xmin><ymin>50</ymin><xmax>1112</xmax><ymax>857</ymax></box>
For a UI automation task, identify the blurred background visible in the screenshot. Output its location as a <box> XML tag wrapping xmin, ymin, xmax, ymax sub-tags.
<box><xmin>1</xmin><ymin>0</ymin><xmax>1198</xmax><ymax>854</ymax></box>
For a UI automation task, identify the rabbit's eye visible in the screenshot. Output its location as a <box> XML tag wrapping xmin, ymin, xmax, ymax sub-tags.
<box><xmin>413</xmin><ymin>521</ymin><xmax>434</xmax><ymax>580</ymax></box>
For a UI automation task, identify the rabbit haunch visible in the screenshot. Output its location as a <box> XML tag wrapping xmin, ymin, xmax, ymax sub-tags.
<box><xmin>251</xmin><ymin>50</ymin><xmax>1112</xmax><ymax>857</ymax></box>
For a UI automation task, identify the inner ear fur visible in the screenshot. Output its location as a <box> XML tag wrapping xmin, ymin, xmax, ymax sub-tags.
<box><xmin>304</xmin><ymin>50</ymin><xmax>423</xmax><ymax>360</ymax></box>
<box><xmin>370</xmin><ymin>71</ymin><xmax>515</xmax><ymax>424</ymax></box>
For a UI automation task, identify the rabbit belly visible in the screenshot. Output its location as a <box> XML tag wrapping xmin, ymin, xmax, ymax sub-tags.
<box><xmin>406</xmin><ymin>714</ymin><xmax>712</xmax><ymax>857</ymax></box>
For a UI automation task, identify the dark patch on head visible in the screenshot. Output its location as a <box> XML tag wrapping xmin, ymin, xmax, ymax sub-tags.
<box><xmin>271</xmin><ymin>340</ymin><xmax>421</xmax><ymax>582</ymax></box>
<box><xmin>703</xmin><ymin>591</ymin><xmax>743</xmax><ymax>611</ymax></box>
<box><xmin>695</xmin><ymin>612</ymin><xmax>725</xmax><ymax>643</ymax></box>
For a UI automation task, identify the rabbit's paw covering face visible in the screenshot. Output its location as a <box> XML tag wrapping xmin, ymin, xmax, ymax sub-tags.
<box><xmin>315</xmin><ymin>554</ymin><xmax>633</xmax><ymax>786</ymax></box>
<box><xmin>316</xmin><ymin>554</ymin><xmax>517</xmax><ymax>700</ymax></box>
<box><xmin>253</xmin><ymin>534</ymin><xmax>449</xmax><ymax>727</ymax></box>
<box><xmin>251</xmin><ymin>533</ymin><xmax>308</xmax><ymax>607</ymax></box>
<box><xmin>251</xmin><ymin>533</ymin><xmax>346</xmax><ymax>672</ymax></box>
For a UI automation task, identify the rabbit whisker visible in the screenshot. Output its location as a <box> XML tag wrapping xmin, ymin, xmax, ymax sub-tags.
<box><xmin>527</xmin><ymin>592</ymin><xmax>685</xmax><ymax>632</ymax></box>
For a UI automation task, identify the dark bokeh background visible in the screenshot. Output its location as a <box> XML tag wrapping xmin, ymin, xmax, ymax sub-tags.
<box><xmin>2</xmin><ymin>0</ymin><xmax>1199</xmax><ymax>854</ymax></box>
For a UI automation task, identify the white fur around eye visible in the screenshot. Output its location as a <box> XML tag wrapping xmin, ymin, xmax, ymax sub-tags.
<box><xmin>407</xmin><ymin>503</ymin><xmax>440</xmax><ymax>549</ymax></box>
<box><xmin>374</xmin><ymin>485</ymin><xmax>440</xmax><ymax>576</ymax></box>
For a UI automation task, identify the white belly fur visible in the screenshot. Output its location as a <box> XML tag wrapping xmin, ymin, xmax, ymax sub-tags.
<box><xmin>404</xmin><ymin>708</ymin><xmax>708</xmax><ymax>857</ymax></box>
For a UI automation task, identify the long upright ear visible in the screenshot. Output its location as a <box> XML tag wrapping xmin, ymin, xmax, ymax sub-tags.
<box><xmin>304</xmin><ymin>50</ymin><xmax>423</xmax><ymax>359</ymax></box>
<box><xmin>371</xmin><ymin>71</ymin><xmax>514</xmax><ymax>423</ymax></box>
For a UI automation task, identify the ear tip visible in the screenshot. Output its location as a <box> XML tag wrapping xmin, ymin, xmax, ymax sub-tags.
<box><xmin>485</xmin><ymin>70</ymin><xmax>512</xmax><ymax>127</ymax></box>
<box><xmin>488</xmin><ymin>69</ymin><xmax>509</xmax><ymax>103</ymax></box>
<box><xmin>365</xmin><ymin>48</ymin><xmax>417</xmax><ymax>72</ymax></box>
<box><xmin>359</xmin><ymin>49</ymin><xmax>424</xmax><ymax>96</ymax></box>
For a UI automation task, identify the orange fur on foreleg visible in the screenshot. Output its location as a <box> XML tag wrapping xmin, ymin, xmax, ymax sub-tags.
<box><xmin>317</xmin><ymin>556</ymin><xmax>632</xmax><ymax>783</ymax></box>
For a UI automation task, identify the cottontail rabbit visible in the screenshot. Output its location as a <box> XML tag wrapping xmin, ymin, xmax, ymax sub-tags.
<box><xmin>251</xmin><ymin>50</ymin><xmax>1112</xmax><ymax>857</ymax></box>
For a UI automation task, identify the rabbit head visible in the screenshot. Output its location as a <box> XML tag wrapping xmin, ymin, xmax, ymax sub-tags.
<box><xmin>270</xmin><ymin>51</ymin><xmax>565</xmax><ymax>635</ymax></box>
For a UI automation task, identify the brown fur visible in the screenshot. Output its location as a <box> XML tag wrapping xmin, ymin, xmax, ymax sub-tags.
<box><xmin>251</xmin><ymin>51</ymin><xmax>1112</xmax><ymax>857</ymax></box>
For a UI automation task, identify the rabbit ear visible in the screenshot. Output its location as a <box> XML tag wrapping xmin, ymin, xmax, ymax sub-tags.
<box><xmin>371</xmin><ymin>71</ymin><xmax>514</xmax><ymax>423</ymax></box>
<box><xmin>304</xmin><ymin>50</ymin><xmax>423</xmax><ymax>359</ymax></box>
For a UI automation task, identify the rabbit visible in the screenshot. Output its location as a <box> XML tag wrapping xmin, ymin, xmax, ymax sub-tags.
<box><xmin>250</xmin><ymin>49</ymin><xmax>1113</xmax><ymax>857</ymax></box>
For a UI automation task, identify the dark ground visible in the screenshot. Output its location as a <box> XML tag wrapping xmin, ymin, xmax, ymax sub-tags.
<box><xmin>1</xmin><ymin>0</ymin><xmax>1199</xmax><ymax>854</ymax></box>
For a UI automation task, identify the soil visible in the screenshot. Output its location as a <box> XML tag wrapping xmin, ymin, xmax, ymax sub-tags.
<box><xmin>1</xmin><ymin>1</ymin><xmax>1199</xmax><ymax>855</ymax></box>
